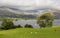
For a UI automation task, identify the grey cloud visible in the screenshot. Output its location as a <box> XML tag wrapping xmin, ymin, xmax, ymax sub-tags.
<box><xmin>0</xmin><ymin>0</ymin><xmax>60</xmax><ymax>10</ymax></box>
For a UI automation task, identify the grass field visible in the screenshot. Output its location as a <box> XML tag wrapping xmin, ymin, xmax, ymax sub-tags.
<box><xmin>0</xmin><ymin>26</ymin><xmax>60</xmax><ymax>38</ymax></box>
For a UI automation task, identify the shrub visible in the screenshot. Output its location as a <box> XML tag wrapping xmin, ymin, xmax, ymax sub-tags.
<box><xmin>14</xmin><ymin>25</ymin><xmax>23</xmax><ymax>28</ymax></box>
<box><xmin>24</xmin><ymin>24</ymin><xmax>33</xmax><ymax>28</ymax></box>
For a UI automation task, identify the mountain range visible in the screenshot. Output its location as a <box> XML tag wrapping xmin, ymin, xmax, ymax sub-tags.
<box><xmin>0</xmin><ymin>6</ymin><xmax>60</xmax><ymax>19</ymax></box>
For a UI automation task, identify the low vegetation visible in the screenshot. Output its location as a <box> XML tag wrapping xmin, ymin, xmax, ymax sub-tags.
<box><xmin>25</xmin><ymin>24</ymin><xmax>33</xmax><ymax>28</ymax></box>
<box><xmin>0</xmin><ymin>26</ymin><xmax>60</xmax><ymax>38</ymax></box>
<box><xmin>15</xmin><ymin>25</ymin><xmax>23</xmax><ymax>28</ymax></box>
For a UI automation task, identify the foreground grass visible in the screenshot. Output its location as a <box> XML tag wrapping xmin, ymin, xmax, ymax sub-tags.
<box><xmin>0</xmin><ymin>26</ymin><xmax>60</xmax><ymax>38</ymax></box>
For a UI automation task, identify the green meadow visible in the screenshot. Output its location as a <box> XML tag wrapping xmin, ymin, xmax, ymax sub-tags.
<box><xmin>0</xmin><ymin>26</ymin><xmax>60</xmax><ymax>38</ymax></box>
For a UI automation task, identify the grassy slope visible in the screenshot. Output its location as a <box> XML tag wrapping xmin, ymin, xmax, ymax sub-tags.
<box><xmin>0</xmin><ymin>26</ymin><xmax>60</xmax><ymax>38</ymax></box>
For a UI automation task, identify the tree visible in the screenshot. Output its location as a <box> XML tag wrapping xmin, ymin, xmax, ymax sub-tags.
<box><xmin>37</xmin><ymin>12</ymin><xmax>54</xmax><ymax>28</ymax></box>
<box><xmin>24</xmin><ymin>24</ymin><xmax>33</xmax><ymax>28</ymax></box>
<box><xmin>1</xmin><ymin>18</ymin><xmax>14</xmax><ymax>30</ymax></box>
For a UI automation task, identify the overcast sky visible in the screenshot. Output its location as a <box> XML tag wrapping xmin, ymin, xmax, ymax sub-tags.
<box><xmin>0</xmin><ymin>0</ymin><xmax>60</xmax><ymax>10</ymax></box>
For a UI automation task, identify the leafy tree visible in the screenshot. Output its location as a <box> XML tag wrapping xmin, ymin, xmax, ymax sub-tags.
<box><xmin>1</xmin><ymin>18</ymin><xmax>14</xmax><ymax>30</ymax></box>
<box><xmin>25</xmin><ymin>24</ymin><xmax>33</xmax><ymax>28</ymax></box>
<box><xmin>37</xmin><ymin>12</ymin><xmax>54</xmax><ymax>28</ymax></box>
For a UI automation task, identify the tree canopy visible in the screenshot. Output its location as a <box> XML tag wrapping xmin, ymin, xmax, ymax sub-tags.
<box><xmin>37</xmin><ymin>12</ymin><xmax>54</xmax><ymax>28</ymax></box>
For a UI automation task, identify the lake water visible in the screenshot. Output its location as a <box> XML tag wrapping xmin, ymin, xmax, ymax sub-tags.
<box><xmin>0</xmin><ymin>20</ymin><xmax>60</xmax><ymax>28</ymax></box>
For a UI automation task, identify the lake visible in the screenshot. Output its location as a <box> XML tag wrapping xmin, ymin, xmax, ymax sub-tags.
<box><xmin>0</xmin><ymin>20</ymin><xmax>60</xmax><ymax>28</ymax></box>
<box><xmin>13</xmin><ymin>20</ymin><xmax>60</xmax><ymax>28</ymax></box>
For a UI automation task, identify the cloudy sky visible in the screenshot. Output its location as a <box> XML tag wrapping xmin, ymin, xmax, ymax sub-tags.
<box><xmin>0</xmin><ymin>0</ymin><xmax>60</xmax><ymax>10</ymax></box>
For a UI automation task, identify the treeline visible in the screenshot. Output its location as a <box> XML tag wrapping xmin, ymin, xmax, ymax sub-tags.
<box><xmin>0</xmin><ymin>14</ymin><xmax>36</xmax><ymax>19</ymax></box>
<box><xmin>0</xmin><ymin>18</ymin><xmax>33</xmax><ymax>30</ymax></box>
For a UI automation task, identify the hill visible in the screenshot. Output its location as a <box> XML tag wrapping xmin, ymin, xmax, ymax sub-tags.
<box><xmin>0</xmin><ymin>7</ymin><xmax>36</xmax><ymax>19</ymax></box>
<box><xmin>0</xmin><ymin>6</ymin><xmax>60</xmax><ymax>19</ymax></box>
<box><xmin>0</xmin><ymin>26</ymin><xmax>60</xmax><ymax>38</ymax></box>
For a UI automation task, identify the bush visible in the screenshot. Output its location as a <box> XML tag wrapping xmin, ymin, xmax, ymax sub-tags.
<box><xmin>14</xmin><ymin>25</ymin><xmax>23</xmax><ymax>28</ymax></box>
<box><xmin>24</xmin><ymin>24</ymin><xmax>33</xmax><ymax>28</ymax></box>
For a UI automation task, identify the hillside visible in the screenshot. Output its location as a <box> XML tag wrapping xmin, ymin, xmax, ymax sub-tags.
<box><xmin>48</xmin><ymin>9</ymin><xmax>60</xmax><ymax>19</ymax></box>
<box><xmin>0</xmin><ymin>26</ymin><xmax>60</xmax><ymax>38</ymax></box>
<box><xmin>0</xmin><ymin>6</ymin><xmax>60</xmax><ymax>19</ymax></box>
<box><xmin>0</xmin><ymin>7</ymin><xmax>36</xmax><ymax>19</ymax></box>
